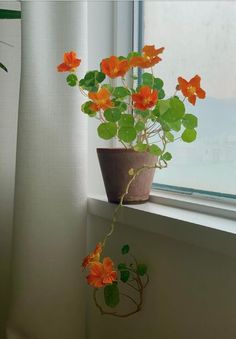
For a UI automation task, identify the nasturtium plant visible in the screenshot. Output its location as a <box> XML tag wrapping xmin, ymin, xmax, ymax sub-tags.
<box><xmin>57</xmin><ymin>46</ymin><xmax>206</xmax><ymax>167</ymax></box>
<box><xmin>57</xmin><ymin>45</ymin><xmax>206</xmax><ymax>318</ymax></box>
<box><xmin>82</xmin><ymin>243</ymin><xmax>149</xmax><ymax>317</ymax></box>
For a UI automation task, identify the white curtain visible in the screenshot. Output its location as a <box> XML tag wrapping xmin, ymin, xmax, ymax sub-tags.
<box><xmin>7</xmin><ymin>2</ymin><xmax>88</xmax><ymax>339</ymax></box>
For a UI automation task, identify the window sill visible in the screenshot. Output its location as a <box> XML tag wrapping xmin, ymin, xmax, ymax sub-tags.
<box><xmin>88</xmin><ymin>191</ymin><xmax>236</xmax><ymax>258</ymax></box>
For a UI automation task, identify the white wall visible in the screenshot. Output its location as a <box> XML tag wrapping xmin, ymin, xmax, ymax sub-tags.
<box><xmin>0</xmin><ymin>3</ymin><xmax>21</xmax><ymax>338</ymax></box>
<box><xmin>87</xmin><ymin>214</ymin><xmax>236</xmax><ymax>339</ymax></box>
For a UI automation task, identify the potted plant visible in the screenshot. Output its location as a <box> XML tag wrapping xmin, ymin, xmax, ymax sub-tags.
<box><xmin>57</xmin><ymin>46</ymin><xmax>205</xmax><ymax>204</ymax></box>
<box><xmin>57</xmin><ymin>46</ymin><xmax>206</xmax><ymax>317</ymax></box>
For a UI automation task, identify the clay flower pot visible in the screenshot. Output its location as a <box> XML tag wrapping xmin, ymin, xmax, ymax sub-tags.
<box><xmin>97</xmin><ymin>148</ymin><xmax>157</xmax><ymax>204</ymax></box>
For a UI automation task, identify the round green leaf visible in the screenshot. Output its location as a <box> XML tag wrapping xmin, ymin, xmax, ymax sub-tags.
<box><xmin>182</xmin><ymin>114</ymin><xmax>198</xmax><ymax>129</ymax></box>
<box><xmin>135</xmin><ymin>109</ymin><xmax>150</xmax><ymax>118</ymax></box>
<box><xmin>167</xmin><ymin>120</ymin><xmax>181</xmax><ymax>132</ymax></box>
<box><xmin>102</xmin><ymin>84</ymin><xmax>113</xmax><ymax>93</ymax></box>
<box><xmin>81</xmin><ymin>101</ymin><xmax>96</xmax><ymax>117</ymax></box>
<box><xmin>118</xmin><ymin>263</ymin><xmax>127</xmax><ymax>271</ymax></box>
<box><xmin>66</xmin><ymin>74</ymin><xmax>78</xmax><ymax>87</ymax></box>
<box><xmin>158</xmin><ymin>99</ymin><xmax>170</xmax><ymax>115</ymax></box>
<box><xmin>104</xmin><ymin>284</ymin><xmax>120</xmax><ymax>308</ymax></box>
<box><xmin>120</xmin><ymin>270</ymin><xmax>130</xmax><ymax>283</ymax></box>
<box><xmin>137</xmin><ymin>264</ymin><xmax>148</xmax><ymax>276</ymax></box>
<box><xmin>135</xmin><ymin>121</ymin><xmax>145</xmax><ymax>132</ymax></box>
<box><xmin>181</xmin><ymin>128</ymin><xmax>197</xmax><ymax>143</ymax></box>
<box><xmin>118</xmin><ymin>126</ymin><xmax>137</xmax><ymax>143</ymax></box>
<box><xmin>165</xmin><ymin>131</ymin><xmax>174</xmax><ymax>142</ymax></box>
<box><xmin>153</xmin><ymin>78</ymin><xmax>164</xmax><ymax>90</ymax></box>
<box><xmin>158</xmin><ymin>89</ymin><xmax>165</xmax><ymax>99</ymax></box>
<box><xmin>121</xmin><ymin>244</ymin><xmax>130</xmax><ymax>255</ymax></box>
<box><xmin>119</xmin><ymin>114</ymin><xmax>134</xmax><ymax>127</ymax></box>
<box><xmin>134</xmin><ymin>143</ymin><xmax>148</xmax><ymax>152</ymax></box>
<box><xmin>104</xmin><ymin>108</ymin><xmax>121</xmax><ymax>122</ymax></box>
<box><xmin>97</xmin><ymin>122</ymin><xmax>117</xmax><ymax>140</ymax></box>
<box><xmin>113</xmin><ymin>86</ymin><xmax>130</xmax><ymax>98</ymax></box>
<box><xmin>127</xmin><ymin>51</ymin><xmax>141</xmax><ymax>60</ymax></box>
<box><xmin>162</xmin><ymin>97</ymin><xmax>185</xmax><ymax>123</ymax></box>
<box><xmin>142</xmin><ymin>73</ymin><xmax>154</xmax><ymax>87</ymax></box>
<box><xmin>113</xmin><ymin>101</ymin><xmax>127</xmax><ymax>112</ymax></box>
<box><xmin>161</xmin><ymin>152</ymin><xmax>172</xmax><ymax>161</ymax></box>
<box><xmin>149</xmin><ymin>144</ymin><xmax>162</xmax><ymax>156</ymax></box>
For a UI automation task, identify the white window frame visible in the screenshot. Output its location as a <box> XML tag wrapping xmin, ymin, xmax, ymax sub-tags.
<box><xmin>135</xmin><ymin>1</ymin><xmax>236</xmax><ymax>205</ymax></box>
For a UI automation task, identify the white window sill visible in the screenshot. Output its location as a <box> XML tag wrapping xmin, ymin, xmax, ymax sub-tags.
<box><xmin>88</xmin><ymin>191</ymin><xmax>236</xmax><ymax>258</ymax></box>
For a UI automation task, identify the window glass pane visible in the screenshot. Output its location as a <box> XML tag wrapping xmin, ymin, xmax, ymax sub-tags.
<box><xmin>143</xmin><ymin>1</ymin><xmax>236</xmax><ymax>196</ymax></box>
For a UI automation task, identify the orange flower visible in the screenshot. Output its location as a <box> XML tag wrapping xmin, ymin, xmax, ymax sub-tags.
<box><xmin>129</xmin><ymin>45</ymin><xmax>164</xmax><ymax>69</ymax></box>
<box><xmin>57</xmin><ymin>51</ymin><xmax>81</xmax><ymax>72</ymax></box>
<box><xmin>82</xmin><ymin>243</ymin><xmax>103</xmax><ymax>269</ymax></box>
<box><xmin>177</xmin><ymin>75</ymin><xmax>206</xmax><ymax>105</ymax></box>
<box><xmin>132</xmin><ymin>86</ymin><xmax>158</xmax><ymax>111</ymax></box>
<box><xmin>101</xmin><ymin>56</ymin><xmax>130</xmax><ymax>78</ymax></box>
<box><xmin>88</xmin><ymin>87</ymin><xmax>113</xmax><ymax>111</ymax></box>
<box><xmin>86</xmin><ymin>257</ymin><xmax>117</xmax><ymax>288</ymax></box>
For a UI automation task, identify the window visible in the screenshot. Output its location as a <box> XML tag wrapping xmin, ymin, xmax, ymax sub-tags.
<box><xmin>139</xmin><ymin>1</ymin><xmax>236</xmax><ymax>199</ymax></box>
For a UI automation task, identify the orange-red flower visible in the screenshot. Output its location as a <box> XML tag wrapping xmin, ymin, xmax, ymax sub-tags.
<box><xmin>86</xmin><ymin>257</ymin><xmax>117</xmax><ymax>288</ymax></box>
<box><xmin>82</xmin><ymin>243</ymin><xmax>103</xmax><ymax>269</ymax></box>
<box><xmin>101</xmin><ymin>56</ymin><xmax>130</xmax><ymax>78</ymax></box>
<box><xmin>88</xmin><ymin>87</ymin><xmax>113</xmax><ymax>111</ymax></box>
<box><xmin>129</xmin><ymin>45</ymin><xmax>164</xmax><ymax>69</ymax></box>
<box><xmin>132</xmin><ymin>86</ymin><xmax>158</xmax><ymax>111</ymax></box>
<box><xmin>177</xmin><ymin>75</ymin><xmax>206</xmax><ymax>105</ymax></box>
<box><xmin>57</xmin><ymin>51</ymin><xmax>81</xmax><ymax>72</ymax></box>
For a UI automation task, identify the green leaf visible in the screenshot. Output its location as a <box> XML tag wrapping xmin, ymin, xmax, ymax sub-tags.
<box><xmin>66</xmin><ymin>74</ymin><xmax>78</xmax><ymax>87</ymax></box>
<box><xmin>120</xmin><ymin>270</ymin><xmax>130</xmax><ymax>283</ymax></box>
<box><xmin>119</xmin><ymin>114</ymin><xmax>134</xmax><ymax>127</ymax></box>
<box><xmin>118</xmin><ymin>126</ymin><xmax>137</xmax><ymax>143</ymax></box>
<box><xmin>102</xmin><ymin>84</ymin><xmax>113</xmax><ymax>93</ymax></box>
<box><xmin>0</xmin><ymin>62</ymin><xmax>8</xmax><ymax>72</ymax></box>
<box><xmin>161</xmin><ymin>152</ymin><xmax>172</xmax><ymax>161</ymax></box>
<box><xmin>167</xmin><ymin>120</ymin><xmax>181</xmax><ymax>132</ymax></box>
<box><xmin>182</xmin><ymin>114</ymin><xmax>198</xmax><ymax>129</ymax></box>
<box><xmin>158</xmin><ymin>89</ymin><xmax>165</xmax><ymax>99</ymax></box>
<box><xmin>104</xmin><ymin>108</ymin><xmax>121</xmax><ymax>122</ymax></box>
<box><xmin>127</xmin><ymin>51</ymin><xmax>141</xmax><ymax>60</ymax></box>
<box><xmin>142</xmin><ymin>73</ymin><xmax>154</xmax><ymax>87</ymax></box>
<box><xmin>131</xmin><ymin>75</ymin><xmax>138</xmax><ymax>80</ymax></box>
<box><xmin>137</xmin><ymin>264</ymin><xmax>148</xmax><ymax>276</ymax></box>
<box><xmin>133</xmin><ymin>143</ymin><xmax>148</xmax><ymax>152</ymax></box>
<box><xmin>118</xmin><ymin>263</ymin><xmax>127</xmax><ymax>271</ymax></box>
<box><xmin>122</xmin><ymin>244</ymin><xmax>130</xmax><ymax>255</ymax></box>
<box><xmin>152</xmin><ymin>108</ymin><xmax>160</xmax><ymax>118</ymax></box>
<box><xmin>135</xmin><ymin>121</ymin><xmax>145</xmax><ymax>132</ymax></box>
<box><xmin>104</xmin><ymin>284</ymin><xmax>120</xmax><ymax>308</ymax></box>
<box><xmin>158</xmin><ymin>100</ymin><xmax>170</xmax><ymax>115</ymax></box>
<box><xmin>149</xmin><ymin>144</ymin><xmax>162</xmax><ymax>156</ymax></box>
<box><xmin>80</xmin><ymin>70</ymin><xmax>105</xmax><ymax>91</ymax></box>
<box><xmin>153</xmin><ymin>78</ymin><xmax>164</xmax><ymax>90</ymax></box>
<box><xmin>81</xmin><ymin>101</ymin><xmax>96</xmax><ymax>117</ymax></box>
<box><xmin>113</xmin><ymin>86</ymin><xmax>130</xmax><ymax>98</ymax></box>
<box><xmin>165</xmin><ymin>131</ymin><xmax>174</xmax><ymax>142</ymax></box>
<box><xmin>97</xmin><ymin>122</ymin><xmax>117</xmax><ymax>140</ymax></box>
<box><xmin>181</xmin><ymin>129</ymin><xmax>197</xmax><ymax>143</ymax></box>
<box><xmin>170</xmin><ymin>97</ymin><xmax>185</xmax><ymax>116</ymax></box>
<box><xmin>135</xmin><ymin>109</ymin><xmax>150</xmax><ymax>118</ymax></box>
<box><xmin>162</xmin><ymin>97</ymin><xmax>185</xmax><ymax>123</ymax></box>
<box><xmin>113</xmin><ymin>101</ymin><xmax>127</xmax><ymax>112</ymax></box>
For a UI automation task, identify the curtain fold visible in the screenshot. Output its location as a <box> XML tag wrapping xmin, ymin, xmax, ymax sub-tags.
<box><xmin>7</xmin><ymin>2</ymin><xmax>87</xmax><ymax>339</ymax></box>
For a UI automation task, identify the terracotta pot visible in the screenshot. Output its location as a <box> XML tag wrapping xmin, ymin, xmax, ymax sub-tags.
<box><xmin>97</xmin><ymin>148</ymin><xmax>157</xmax><ymax>204</ymax></box>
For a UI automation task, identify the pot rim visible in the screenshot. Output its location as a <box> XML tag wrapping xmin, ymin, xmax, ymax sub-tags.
<box><xmin>97</xmin><ymin>148</ymin><xmax>140</xmax><ymax>153</ymax></box>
